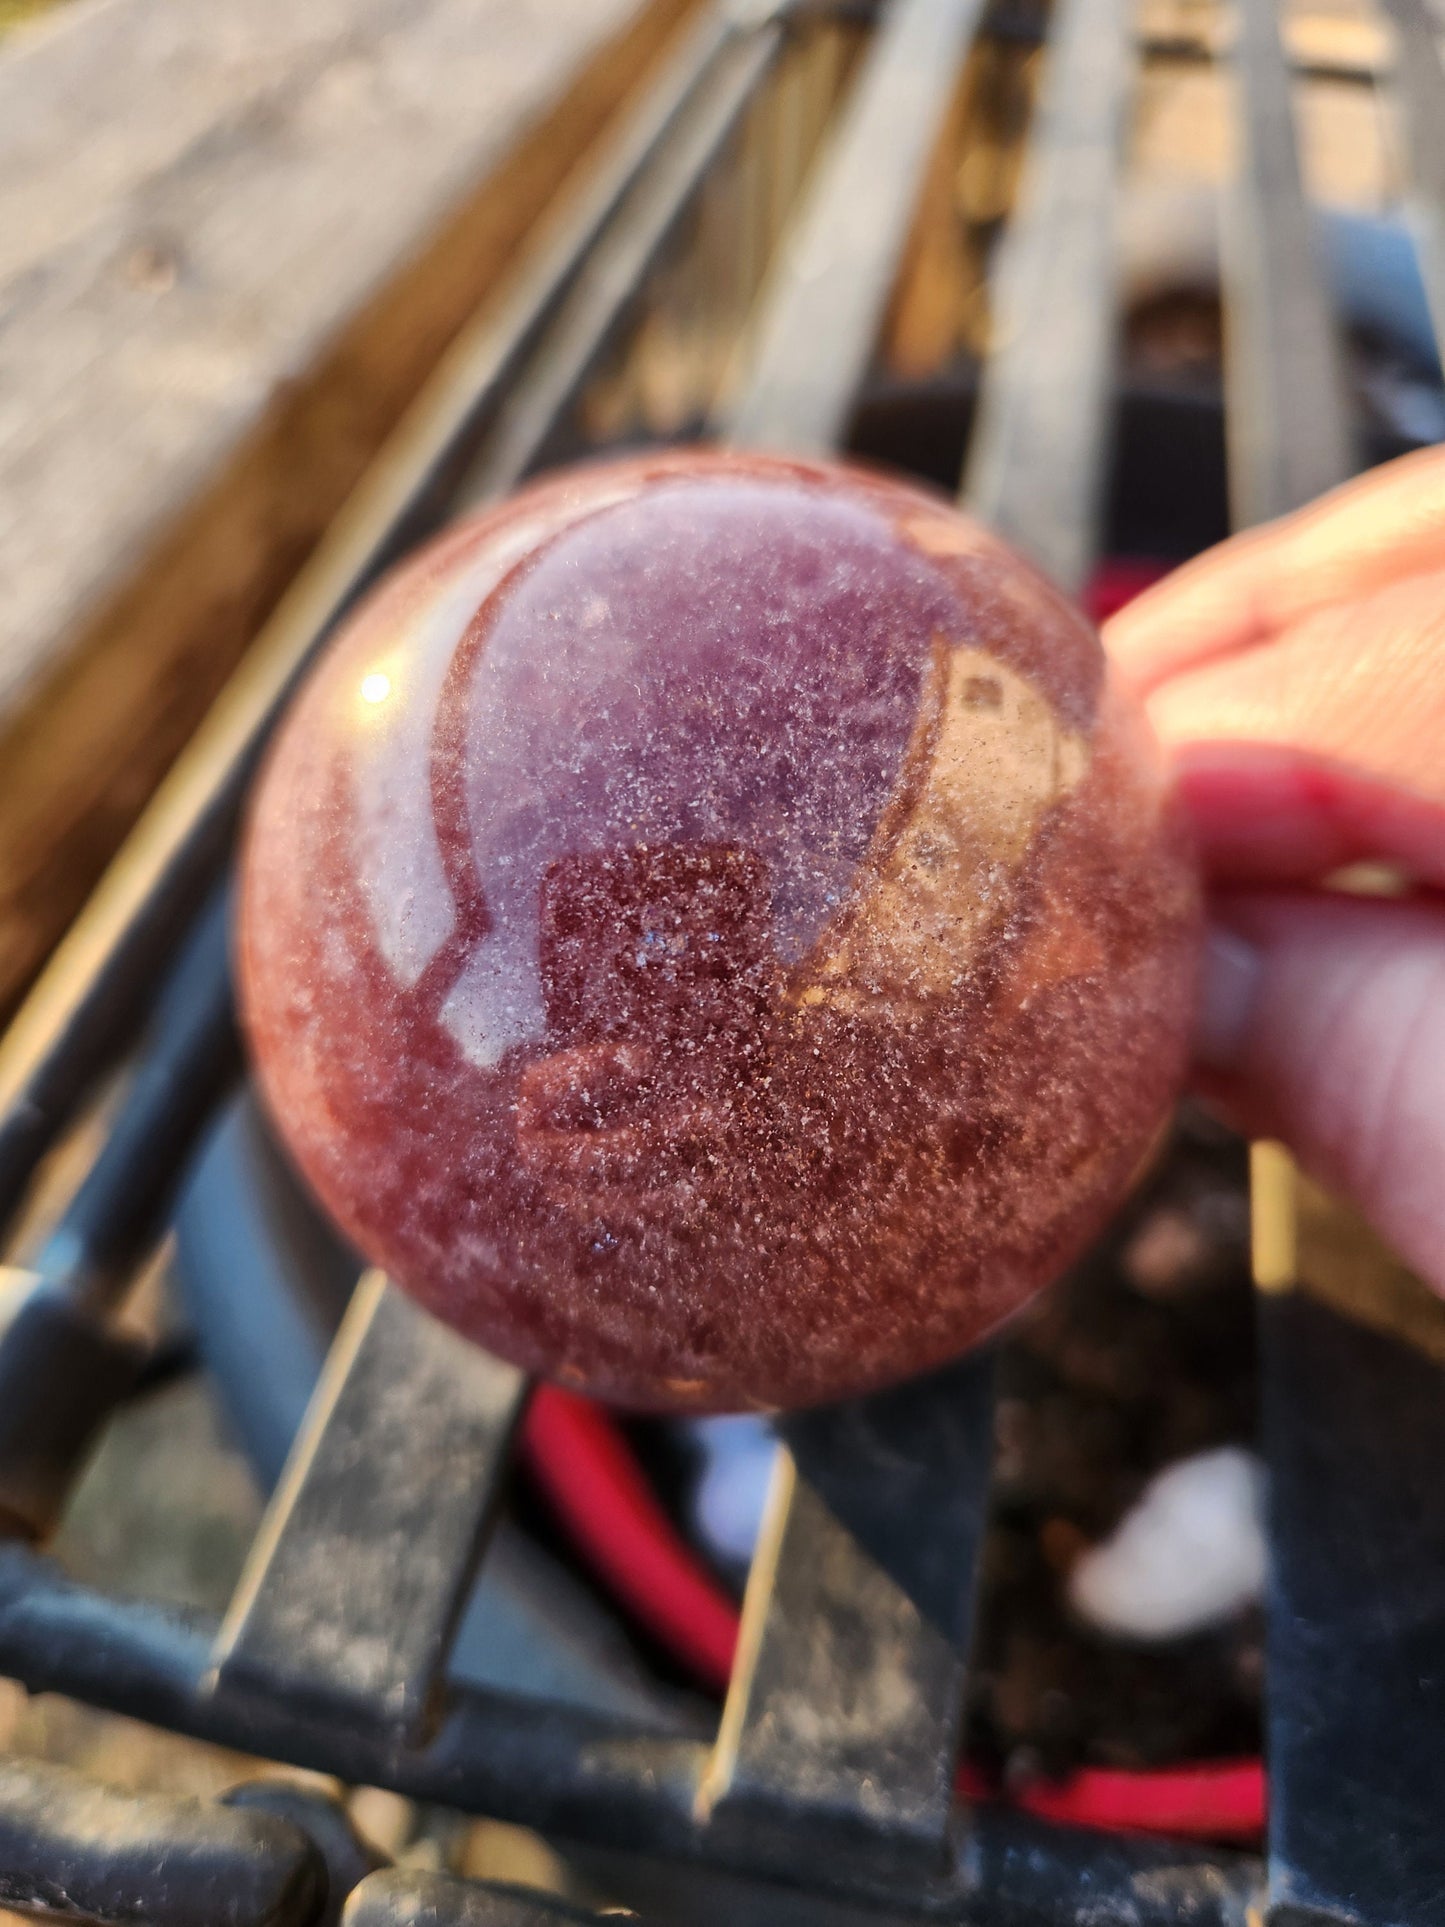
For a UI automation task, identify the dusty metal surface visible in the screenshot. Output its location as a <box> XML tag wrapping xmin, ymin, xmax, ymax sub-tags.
<box><xmin>722</xmin><ymin>0</ymin><xmax>984</xmax><ymax>455</ymax></box>
<box><xmin>210</xmin><ymin>1276</ymin><xmax>527</xmax><ymax>1738</ymax></box>
<box><xmin>0</xmin><ymin>1755</ymin><xmax>324</xmax><ymax>1927</ymax></box>
<box><xmin>961</xmin><ymin>0</ymin><xmax>1135</xmax><ymax>591</ymax></box>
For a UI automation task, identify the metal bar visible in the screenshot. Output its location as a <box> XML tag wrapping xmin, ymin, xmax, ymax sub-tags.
<box><xmin>1252</xmin><ymin>1146</ymin><xmax>1445</xmax><ymax>1925</ymax></box>
<box><xmin>0</xmin><ymin>1756</ymin><xmax>325</xmax><ymax>1927</ymax></box>
<box><xmin>344</xmin><ymin>1870</ymin><xmax>624</xmax><ymax>1925</ymax></box>
<box><xmin>702</xmin><ymin>0</ymin><xmax>1130</xmax><ymax>1873</ymax></box>
<box><xmin>35</xmin><ymin>889</ymin><xmax>239</xmax><ymax>1305</ymax></box>
<box><xmin>453</xmin><ymin>15</ymin><xmax>784</xmax><ymax>505</ymax></box>
<box><xmin>1378</xmin><ymin>0</ymin><xmax>1445</xmax><ymax>364</ymax></box>
<box><xmin>1256</xmin><ymin>1268</ymin><xmax>1445</xmax><ymax>1924</ymax></box>
<box><xmin>723</xmin><ymin>0</ymin><xmax>986</xmax><ymax>454</ymax></box>
<box><xmin>0</xmin><ymin>1</ymin><xmax>750</xmax><ymax>1236</ymax></box>
<box><xmin>0</xmin><ymin>892</ymin><xmax>238</xmax><ymax>1541</ymax></box>
<box><xmin>208</xmin><ymin>1274</ymin><xmax>528</xmax><ymax>1736</ymax></box>
<box><xmin>962</xmin><ymin>0</ymin><xmax>1137</xmax><ymax>592</ymax></box>
<box><xmin>1223</xmin><ymin>0</ymin><xmax>1355</xmax><ymax>526</ymax></box>
<box><xmin>198</xmin><ymin>15</ymin><xmax>781</xmax><ymax>1754</ymax></box>
<box><xmin>699</xmin><ymin>1354</ymin><xmax>994</xmax><ymax>1877</ymax></box>
<box><xmin>0</xmin><ymin>1542</ymin><xmax>1262</xmax><ymax>1925</ymax></box>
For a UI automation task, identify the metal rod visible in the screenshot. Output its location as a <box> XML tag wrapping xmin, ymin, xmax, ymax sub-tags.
<box><xmin>0</xmin><ymin>1543</ymin><xmax>1262</xmax><ymax>1926</ymax></box>
<box><xmin>723</xmin><ymin>0</ymin><xmax>987</xmax><ymax>454</ymax></box>
<box><xmin>208</xmin><ymin>1275</ymin><xmax>528</xmax><ymax>1739</ymax></box>
<box><xmin>0</xmin><ymin>1</ymin><xmax>752</xmax><ymax>1236</ymax></box>
<box><xmin>963</xmin><ymin>0</ymin><xmax>1140</xmax><ymax>593</ymax></box>
<box><xmin>1223</xmin><ymin>0</ymin><xmax>1355</xmax><ymax>525</ymax></box>
<box><xmin>34</xmin><ymin>889</ymin><xmax>239</xmax><ymax>1307</ymax></box>
<box><xmin>1378</xmin><ymin>0</ymin><xmax>1445</xmax><ymax>365</ymax></box>
<box><xmin>699</xmin><ymin>1355</ymin><xmax>995</xmax><ymax>1879</ymax></box>
<box><xmin>454</xmin><ymin>14</ymin><xmax>786</xmax><ymax>505</ymax></box>
<box><xmin>961</xmin><ymin>0</ymin><xmax>1137</xmax><ymax>592</ymax></box>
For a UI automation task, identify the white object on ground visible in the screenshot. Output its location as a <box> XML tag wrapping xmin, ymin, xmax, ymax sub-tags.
<box><xmin>687</xmin><ymin>1415</ymin><xmax>778</xmax><ymax>1569</ymax></box>
<box><xmin>1068</xmin><ymin>1445</ymin><xmax>1267</xmax><ymax>1641</ymax></box>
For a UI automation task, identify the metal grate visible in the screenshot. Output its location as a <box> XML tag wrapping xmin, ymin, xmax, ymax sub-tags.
<box><xmin>2</xmin><ymin>0</ymin><xmax>1444</xmax><ymax>1920</ymax></box>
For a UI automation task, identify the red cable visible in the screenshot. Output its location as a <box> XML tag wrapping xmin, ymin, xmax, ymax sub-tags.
<box><xmin>1083</xmin><ymin>556</ymin><xmax>1170</xmax><ymax>622</ymax></box>
<box><xmin>988</xmin><ymin>1760</ymin><xmax>1267</xmax><ymax>1842</ymax></box>
<box><xmin>521</xmin><ymin>1387</ymin><xmax>1267</xmax><ymax>1843</ymax></box>
<box><xmin>521</xmin><ymin>551</ymin><xmax>1266</xmax><ymax>1846</ymax></box>
<box><xmin>523</xmin><ymin>1384</ymin><xmax>739</xmax><ymax>1692</ymax></box>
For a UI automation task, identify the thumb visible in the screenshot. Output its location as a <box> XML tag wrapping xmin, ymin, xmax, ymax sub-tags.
<box><xmin>1197</xmin><ymin>891</ymin><xmax>1445</xmax><ymax>1297</ymax></box>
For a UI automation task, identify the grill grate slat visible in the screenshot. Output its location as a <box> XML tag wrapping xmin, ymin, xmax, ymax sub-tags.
<box><xmin>722</xmin><ymin>0</ymin><xmax>985</xmax><ymax>455</ymax></box>
<box><xmin>960</xmin><ymin>0</ymin><xmax>1136</xmax><ymax>591</ymax></box>
<box><xmin>1257</xmin><ymin>1277</ymin><xmax>1445</xmax><ymax>1927</ymax></box>
<box><xmin>1221</xmin><ymin>6</ymin><xmax>1445</xmax><ymax>1921</ymax></box>
<box><xmin>700</xmin><ymin>1354</ymin><xmax>994</xmax><ymax>1875</ymax></box>
<box><xmin>1378</xmin><ymin>0</ymin><xmax>1445</xmax><ymax>362</ymax></box>
<box><xmin>1224</xmin><ymin>0</ymin><xmax>1356</xmax><ymax>527</ymax></box>
<box><xmin>208</xmin><ymin>1274</ymin><xmax>527</xmax><ymax>1737</ymax></box>
<box><xmin>454</xmin><ymin>8</ymin><xmax>786</xmax><ymax>506</ymax></box>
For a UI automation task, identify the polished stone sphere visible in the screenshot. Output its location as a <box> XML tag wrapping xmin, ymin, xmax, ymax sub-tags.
<box><xmin>238</xmin><ymin>451</ymin><xmax>1199</xmax><ymax>1411</ymax></box>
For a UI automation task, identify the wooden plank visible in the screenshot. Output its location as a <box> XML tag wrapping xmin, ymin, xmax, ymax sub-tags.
<box><xmin>0</xmin><ymin>0</ymin><xmax>698</xmax><ymax>1024</ymax></box>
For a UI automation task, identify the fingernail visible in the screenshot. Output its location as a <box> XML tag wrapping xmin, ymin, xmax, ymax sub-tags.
<box><xmin>1195</xmin><ymin>924</ymin><xmax>1262</xmax><ymax>1068</ymax></box>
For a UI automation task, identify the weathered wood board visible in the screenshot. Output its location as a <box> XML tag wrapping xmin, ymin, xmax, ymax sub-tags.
<box><xmin>0</xmin><ymin>0</ymin><xmax>692</xmax><ymax>1013</ymax></box>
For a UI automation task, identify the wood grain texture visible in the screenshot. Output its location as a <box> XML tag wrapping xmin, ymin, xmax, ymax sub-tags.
<box><xmin>0</xmin><ymin>0</ymin><xmax>695</xmax><ymax>1016</ymax></box>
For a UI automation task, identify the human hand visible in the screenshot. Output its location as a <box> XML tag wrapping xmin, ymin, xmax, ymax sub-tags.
<box><xmin>1105</xmin><ymin>446</ymin><xmax>1445</xmax><ymax>1294</ymax></box>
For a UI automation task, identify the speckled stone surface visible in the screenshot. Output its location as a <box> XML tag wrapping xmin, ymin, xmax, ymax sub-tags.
<box><xmin>239</xmin><ymin>451</ymin><xmax>1200</xmax><ymax>1412</ymax></box>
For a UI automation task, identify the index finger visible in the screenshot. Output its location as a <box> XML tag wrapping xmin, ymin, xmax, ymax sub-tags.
<box><xmin>1105</xmin><ymin>445</ymin><xmax>1445</xmax><ymax>699</ymax></box>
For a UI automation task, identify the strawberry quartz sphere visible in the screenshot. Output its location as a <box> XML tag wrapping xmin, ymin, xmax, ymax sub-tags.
<box><xmin>238</xmin><ymin>451</ymin><xmax>1199</xmax><ymax>1413</ymax></box>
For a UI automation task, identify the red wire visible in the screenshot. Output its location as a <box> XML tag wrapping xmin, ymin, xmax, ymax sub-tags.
<box><xmin>1083</xmin><ymin>556</ymin><xmax>1171</xmax><ymax>622</ymax></box>
<box><xmin>520</xmin><ymin>550</ymin><xmax>1266</xmax><ymax>1846</ymax></box>
<box><xmin>520</xmin><ymin>1387</ymin><xmax>1267</xmax><ymax>1843</ymax></box>
<box><xmin>989</xmin><ymin>1761</ymin><xmax>1267</xmax><ymax>1842</ymax></box>
<box><xmin>523</xmin><ymin>1384</ymin><xmax>740</xmax><ymax>1692</ymax></box>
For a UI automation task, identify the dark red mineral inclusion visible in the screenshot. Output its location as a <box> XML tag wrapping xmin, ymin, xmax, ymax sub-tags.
<box><xmin>238</xmin><ymin>450</ymin><xmax>1199</xmax><ymax>1412</ymax></box>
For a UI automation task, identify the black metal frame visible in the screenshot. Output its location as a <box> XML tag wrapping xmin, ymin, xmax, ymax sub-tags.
<box><xmin>3</xmin><ymin>0</ymin><xmax>1445</xmax><ymax>1921</ymax></box>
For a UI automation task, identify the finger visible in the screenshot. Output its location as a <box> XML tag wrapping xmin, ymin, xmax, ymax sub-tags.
<box><xmin>1169</xmin><ymin>746</ymin><xmax>1445</xmax><ymax>890</ymax></box>
<box><xmin>1106</xmin><ymin>446</ymin><xmax>1445</xmax><ymax>698</ymax></box>
<box><xmin>1195</xmin><ymin>892</ymin><xmax>1445</xmax><ymax>1296</ymax></box>
<box><xmin>1144</xmin><ymin>561</ymin><xmax>1445</xmax><ymax>794</ymax></box>
<box><xmin>1132</xmin><ymin>559</ymin><xmax>1445</xmax><ymax>888</ymax></box>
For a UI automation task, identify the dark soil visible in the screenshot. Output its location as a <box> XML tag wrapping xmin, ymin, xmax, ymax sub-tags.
<box><xmin>965</xmin><ymin>1105</ymin><xmax>1262</xmax><ymax>1781</ymax></box>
